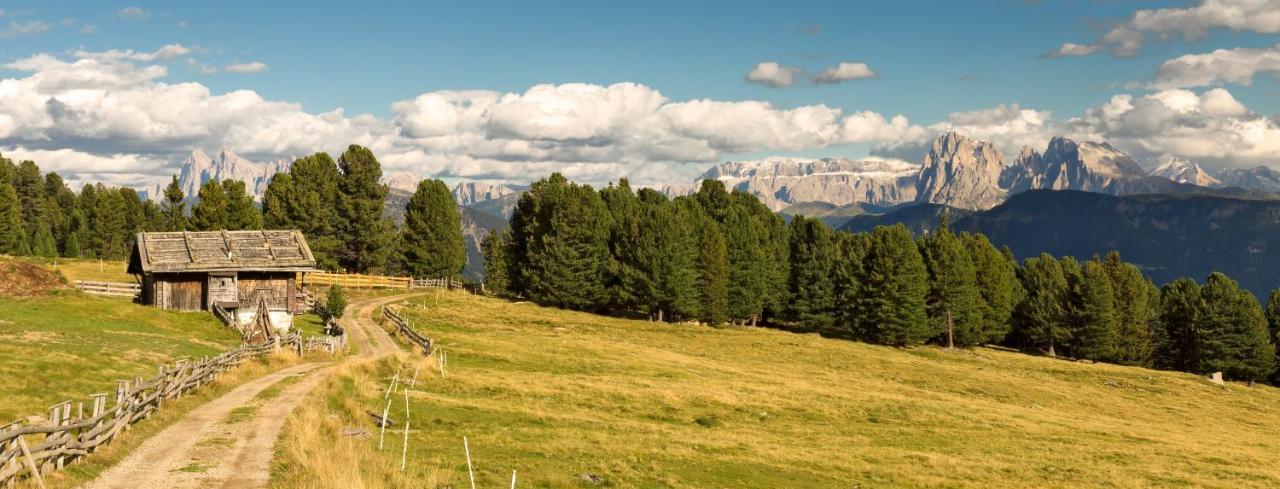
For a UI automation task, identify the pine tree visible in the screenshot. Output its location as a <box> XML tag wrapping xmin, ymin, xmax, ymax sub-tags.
<box><xmin>30</xmin><ymin>220</ymin><xmax>57</xmax><ymax>257</ymax></box>
<box><xmin>645</xmin><ymin>194</ymin><xmax>699</xmax><ymax>321</ymax></box>
<box><xmin>1103</xmin><ymin>252</ymin><xmax>1156</xmax><ymax>366</ymax></box>
<box><xmin>724</xmin><ymin>205</ymin><xmax>765</xmax><ymax>325</ymax></box>
<box><xmin>698</xmin><ymin>220</ymin><xmax>730</xmax><ymax>326</ymax></box>
<box><xmin>965</xmin><ymin>233</ymin><xmax>1019</xmax><ymax>344</ymax></box>
<box><xmin>1156</xmin><ymin>278</ymin><xmax>1202</xmax><ymax>371</ymax></box>
<box><xmin>481</xmin><ymin>229</ymin><xmax>511</xmax><ymax>296</ymax></box>
<box><xmin>335</xmin><ymin>145</ymin><xmax>394</xmax><ymax>273</ymax></box>
<box><xmin>262</xmin><ymin>173</ymin><xmax>295</xmax><ymax>229</ymax></box>
<box><xmin>288</xmin><ymin>153</ymin><xmax>342</xmax><ymax>270</ymax></box>
<box><xmin>1196</xmin><ymin>273</ymin><xmax>1276</xmax><ymax>381</ymax></box>
<box><xmin>223</xmin><ymin>179</ymin><xmax>262</xmax><ymax>230</ymax></box>
<box><xmin>599</xmin><ymin>180</ymin><xmax>645</xmax><ymax>311</ymax></box>
<box><xmin>141</xmin><ymin>200</ymin><xmax>164</xmax><ymax>232</ymax></box>
<box><xmin>507</xmin><ymin>174</ymin><xmax>612</xmax><ymax>309</ymax></box>
<box><xmin>1013</xmin><ymin>253</ymin><xmax>1069</xmax><ymax>356</ymax></box>
<box><xmin>14</xmin><ymin>160</ymin><xmax>44</xmax><ymax>253</ymax></box>
<box><xmin>1266</xmin><ymin>290</ymin><xmax>1280</xmax><ymax>383</ymax></box>
<box><xmin>1075</xmin><ymin>260</ymin><xmax>1120</xmax><ymax>362</ymax></box>
<box><xmin>91</xmin><ymin>186</ymin><xmax>127</xmax><ymax>260</ymax></box>
<box><xmin>0</xmin><ymin>183</ymin><xmax>24</xmax><ymax>254</ymax></box>
<box><xmin>786</xmin><ymin>215</ymin><xmax>836</xmax><ymax>329</ymax></box>
<box><xmin>323</xmin><ymin>285</ymin><xmax>347</xmax><ymax>322</ymax></box>
<box><xmin>0</xmin><ymin>155</ymin><xmax>14</xmax><ymax>186</ymax></box>
<box><xmin>191</xmin><ymin>179</ymin><xmax>229</xmax><ymax>231</ymax></box>
<box><xmin>161</xmin><ymin>175</ymin><xmax>187</xmax><ymax>232</ymax></box>
<box><xmin>919</xmin><ymin>218</ymin><xmax>981</xmax><ymax>347</ymax></box>
<box><xmin>398</xmin><ymin>179</ymin><xmax>466</xmax><ymax>278</ymax></box>
<box><xmin>858</xmin><ymin>224</ymin><xmax>929</xmax><ymax>346</ymax></box>
<box><xmin>832</xmin><ymin>231</ymin><xmax>871</xmax><ymax>337</ymax></box>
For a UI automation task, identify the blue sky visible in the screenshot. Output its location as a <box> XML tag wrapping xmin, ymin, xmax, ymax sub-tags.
<box><xmin>2</xmin><ymin>1</ymin><xmax>1280</xmax><ymax>188</ymax></box>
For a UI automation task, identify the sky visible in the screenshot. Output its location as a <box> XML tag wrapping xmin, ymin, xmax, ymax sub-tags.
<box><xmin>3</xmin><ymin>0</ymin><xmax>1280</xmax><ymax>190</ymax></box>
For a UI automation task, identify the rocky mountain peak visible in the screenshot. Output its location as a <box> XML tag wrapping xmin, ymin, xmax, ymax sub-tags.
<box><xmin>1148</xmin><ymin>156</ymin><xmax>1222</xmax><ymax>187</ymax></box>
<box><xmin>915</xmin><ymin>132</ymin><xmax>1006</xmax><ymax>210</ymax></box>
<box><xmin>1218</xmin><ymin>165</ymin><xmax>1280</xmax><ymax>192</ymax></box>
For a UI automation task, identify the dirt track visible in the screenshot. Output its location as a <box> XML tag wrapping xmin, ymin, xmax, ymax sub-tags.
<box><xmin>80</xmin><ymin>292</ymin><xmax>417</xmax><ymax>489</ymax></box>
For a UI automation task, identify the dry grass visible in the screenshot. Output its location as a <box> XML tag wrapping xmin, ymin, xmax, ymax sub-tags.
<box><xmin>272</xmin><ymin>290</ymin><xmax>1280</xmax><ymax>488</ymax></box>
<box><xmin>40</xmin><ymin>257</ymin><xmax>134</xmax><ymax>284</ymax></box>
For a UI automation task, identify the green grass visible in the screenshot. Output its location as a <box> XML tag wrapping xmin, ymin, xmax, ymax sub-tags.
<box><xmin>0</xmin><ymin>290</ymin><xmax>241</xmax><ymax>421</ymax></box>
<box><xmin>292</xmin><ymin>313</ymin><xmax>327</xmax><ymax>337</ymax></box>
<box><xmin>276</xmin><ymin>291</ymin><xmax>1280</xmax><ymax>488</ymax></box>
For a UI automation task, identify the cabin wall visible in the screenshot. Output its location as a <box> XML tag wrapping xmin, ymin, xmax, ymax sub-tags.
<box><xmin>237</xmin><ymin>272</ymin><xmax>291</xmax><ymax>310</ymax></box>
<box><xmin>151</xmin><ymin>273</ymin><xmax>205</xmax><ymax>311</ymax></box>
<box><xmin>207</xmin><ymin>273</ymin><xmax>238</xmax><ymax>307</ymax></box>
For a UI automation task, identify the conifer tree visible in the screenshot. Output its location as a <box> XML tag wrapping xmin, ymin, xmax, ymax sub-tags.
<box><xmin>724</xmin><ymin>205</ymin><xmax>765</xmax><ymax>325</ymax></box>
<box><xmin>786</xmin><ymin>215</ymin><xmax>836</xmax><ymax>329</ymax></box>
<box><xmin>920</xmin><ymin>218</ymin><xmax>981</xmax><ymax>347</ymax></box>
<box><xmin>1156</xmin><ymin>278</ymin><xmax>1202</xmax><ymax>371</ymax></box>
<box><xmin>335</xmin><ymin>145</ymin><xmax>394</xmax><ymax>273</ymax></box>
<box><xmin>600</xmin><ymin>180</ymin><xmax>645</xmax><ymax>311</ymax></box>
<box><xmin>141</xmin><ymin>200</ymin><xmax>164</xmax><ymax>232</ymax></box>
<box><xmin>481</xmin><ymin>229</ymin><xmax>511</xmax><ymax>297</ymax></box>
<box><xmin>91</xmin><ymin>186</ymin><xmax>127</xmax><ymax>259</ymax></box>
<box><xmin>31</xmin><ymin>220</ymin><xmax>57</xmax><ymax>257</ymax></box>
<box><xmin>858</xmin><ymin>224</ymin><xmax>929</xmax><ymax>346</ymax></box>
<box><xmin>14</xmin><ymin>160</ymin><xmax>44</xmax><ymax>251</ymax></box>
<box><xmin>1266</xmin><ymin>290</ymin><xmax>1280</xmax><ymax>383</ymax></box>
<box><xmin>398</xmin><ymin>179</ymin><xmax>466</xmax><ymax>278</ymax></box>
<box><xmin>223</xmin><ymin>179</ymin><xmax>262</xmax><ymax>230</ymax></box>
<box><xmin>1075</xmin><ymin>260</ymin><xmax>1120</xmax><ymax>362</ymax></box>
<box><xmin>0</xmin><ymin>183</ymin><xmax>24</xmax><ymax>254</ymax></box>
<box><xmin>832</xmin><ymin>231</ymin><xmax>871</xmax><ymax>336</ymax></box>
<box><xmin>261</xmin><ymin>173</ymin><xmax>295</xmax><ymax>229</ymax></box>
<box><xmin>965</xmin><ymin>233</ymin><xmax>1019</xmax><ymax>344</ymax></box>
<box><xmin>117</xmin><ymin>187</ymin><xmax>144</xmax><ymax>243</ymax></box>
<box><xmin>647</xmin><ymin>197</ymin><xmax>699</xmax><ymax>321</ymax></box>
<box><xmin>161</xmin><ymin>175</ymin><xmax>187</xmax><ymax>232</ymax></box>
<box><xmin>191</xmin><ymin>179</ymin><xmax>229</xmax><ymax>231</ymax></box>
<box><xmin>288</xmin><ymin>153</ymin><xmax>342</xmax><ymax>269</ymax></box>
<box><xmin>1013</xmin><ymin>253</ymin><xmax>1069</xmax><ymax>356</ymax></box>
<box><xmin>698</xmin><ymin>220</ymin><xmax>730</xmax><ymax>325</ymax></box>
<box><xmin>1103</xmin><ymin>252</ymin><xmax>1156</xmax><ymax>366</ymax></box>
<box><xmin>514</xmin><ymin>174</ymin><xmax>612</xmax><ymax>309</ymax></box>
<box><xmin>0</xmin><ymin>156</ymin><xmax>13</xmax><ymax>185</ymax></box>
<box><xmin>1196</xmin><ymin>273</ymin><xmax>1276</xmax><ymax>381</ymax></box>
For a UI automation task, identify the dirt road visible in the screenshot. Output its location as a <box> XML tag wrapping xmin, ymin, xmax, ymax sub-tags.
<box><xmin>80</xmin><ymin>292</ymin><xmax>417</xmax><ymax>489</ymax></box>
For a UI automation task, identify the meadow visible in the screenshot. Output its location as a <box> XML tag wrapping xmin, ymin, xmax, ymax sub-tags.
<box><xmin>272</xmin><ymin>290</ymin><xmax>1280</xmax><ymax>488</ymax></box>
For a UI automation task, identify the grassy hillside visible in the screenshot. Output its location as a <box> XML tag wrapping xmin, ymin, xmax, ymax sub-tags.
<box><xmin>0</xmin><ymin>289</ymin><xmax>241</xmax><ymax>421</ymax></box>
<box><xmin>274</xmin><ymin>291</ymin><xmax>1280</xmax><ymax>488</ymax></box>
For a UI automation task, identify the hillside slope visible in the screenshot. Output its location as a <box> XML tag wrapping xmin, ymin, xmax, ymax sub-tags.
<box><xmin>274</xmin><ymin>291</ymin><xmax>1280</xmax><ymax>488</ymax></box>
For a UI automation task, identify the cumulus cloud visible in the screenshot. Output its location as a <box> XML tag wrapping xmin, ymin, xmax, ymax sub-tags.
<box><xmin>1051</xmin><ymin>0</ymin><xmax>1280</xmax><ymax>58</ymax></box>
<box><xmin>1151</xmin><ymin>44</ymin><xmax>1280</xmax><ymax>88</ymax></box>
<box><xmin>116</xmin><ymin>7</ymin><xmax>149</xmax><ymax>20</ymax></box>
<box><xmin>745</xmin><ymin>62</ymin><xmax>802</xmax><ymax>87</ymax></box>
<box><xmin>0</xmin><ymin>51</ymin><xmax>923</xmax><ymax>189</ymax></box>
<box><xmin>225</xmin><ymin>61</ymin><xmax>268</xmax><ymax>74</ymax></box>
<box><xmin>812</xmin><ymin>62</ymin><xmax>878</xmax><ymax>83</ymax></box>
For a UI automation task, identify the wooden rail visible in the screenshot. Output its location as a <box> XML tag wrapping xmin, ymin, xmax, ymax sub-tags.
<box><xmin>304</xmin><ymin>272</ymin><xmax>412</xmax><ymax>290</ymax></box>
<box><xmin>382</xmin><ymin>306</ymin><xmax>433</xmax><ymax>356</ymax></box>
<box><xmin>0</xmin><ymin>332</ymin><xmax>343</xmax><ymax>487</ymax></box>
<box><xmin>73</xmin><ymin>281</ymin><xmax>140</xmax><ymax>299</ymax></box>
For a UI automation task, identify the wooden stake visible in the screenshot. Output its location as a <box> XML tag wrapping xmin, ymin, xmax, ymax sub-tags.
<box><xmin>379</xmin><ymin>397</ymin><xmax>392</xmax><ymax>450</ymax></box>
<box><xmin>511</xmin><ymin>470</ymin><xmax>517</xmax><ymax>489</ymax></box>
<box><xmin>385</xmin><ymin>371</ymin><xmax>399</xmax><ymax>400</ymax></box>
<box><xmin>410</xmin><ymin>366</ymin><xmax>420</xmax><ymax>388</ymax></box>
<box><xmin>401</xmin><ymin>387</ymin><xmax>410</xmax><ymax>471</ymax></box>
<box><xmin>464</xmin><ymin>436</ymin><xmax>476</xmax><ymax>489</ymax></box>
<box><xmin>17</xmin><ymin>437</ymin><xmax>45</xmax><ymax>489</ymax></box>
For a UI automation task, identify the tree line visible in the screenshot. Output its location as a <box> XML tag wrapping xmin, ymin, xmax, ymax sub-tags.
<box><xmin>484</xmin><ymin>174</ymin><xmax>1280</xmax><ymax>383</ymax></box>
<box><xmin>0</xmin><ymin>147</ymin><xmax>466</xmax><ymax>279</ymax></box>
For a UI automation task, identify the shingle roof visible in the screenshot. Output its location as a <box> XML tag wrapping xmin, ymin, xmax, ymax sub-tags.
<box><xmin>128</xmin><ymin>230</ymin><xmax>318</xmax><ymax>274</ymax></box>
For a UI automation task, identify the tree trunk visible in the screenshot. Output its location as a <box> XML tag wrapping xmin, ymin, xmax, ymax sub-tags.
<box><xmin>946</xmin><ymin>310</ymin><xmax>954</xmax><ymax>349</ymax></box>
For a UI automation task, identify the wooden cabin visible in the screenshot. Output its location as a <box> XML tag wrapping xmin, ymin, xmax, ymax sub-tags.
<box><xmin>127</xmin><ymin>230</ymin><xmax>318</xmax><ymax>318</ymax></box>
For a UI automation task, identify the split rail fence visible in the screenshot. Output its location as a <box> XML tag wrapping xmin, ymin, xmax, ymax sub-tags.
<box><xmin>382</xmin><ymin>306</ymin><xmax>433</xmax><ymax>355</ymax></box>
<box><xmin>73</xmin><ymin>281</ymin><xmax>140</xmax><ymax>299</ymax></box>
<box><xmin>0</xmin><ymin>332</ymin><xmax>343</xmax><ymax>487</ymax></box>
<box><xmin>303</xmin><ymin>272</ymin><xmax>470</xmax><ymax>292</ymax></box>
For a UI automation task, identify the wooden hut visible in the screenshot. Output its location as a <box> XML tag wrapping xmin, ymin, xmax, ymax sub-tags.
<box><xmin>127</xmin><ymin>230</ymin><xmax>318</xmax><ymax>316</ymax></box>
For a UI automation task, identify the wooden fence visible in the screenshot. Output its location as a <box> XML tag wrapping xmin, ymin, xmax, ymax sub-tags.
<box><xmin>382</xmin><ymin>306</ymin><xmax>433</xmax><ymax>355</ymax></box>
<box><xmin>73</xmin><ymin>281</ymin><xmax>140</xmax><ymax>299</ymax></box>
<box><xmin>304</xmin><ymin>272</ymin><xmax>412</xmax><ymax>290</ymax></box>
<box><xmin>0</xmin><ymin>332</ymin><xmax>343</xmax><ymax>487</ymax></box>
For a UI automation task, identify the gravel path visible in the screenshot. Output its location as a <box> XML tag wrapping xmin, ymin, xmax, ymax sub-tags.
<box><xmin>80</xmin><ymin>292</ymin><xmax>416</xmax><ymax>489</ymax></box>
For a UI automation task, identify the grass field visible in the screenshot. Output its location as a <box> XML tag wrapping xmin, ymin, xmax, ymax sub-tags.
<box><xmin>272</xmin><ymin>290</ymin><xmax>1280</xmax><ymax>488</ymax></box>
<box><xmin>0</xmin><ymin>290</ymin><xmax>241</xmax><ymax>421</ymax></box>
<box><xmin>37</xmin><ymin>258</ymin><xmax>134</xmax><ymax>283</ymax></box>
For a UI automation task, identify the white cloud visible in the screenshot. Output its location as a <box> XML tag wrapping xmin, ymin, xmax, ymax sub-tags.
<box><xmin>745</xmin><ymin>62</ymin><xmax>801</xmax><ymax>88</ymax></box>
<box><xmin>1151</xmin><ymin>44</ymin><xmax>1280</xmax><ymax>88</ymax></box>
<box><xmin>0</xmin><ymin>20</ymin><xmax>50</xmax><ymax>37</ymax></box>
<box><xmin>1052</xmin><ymin>0</ymin><xmax>1280</xmax><ymax>57</ymax></box>
<box><xmin>812</xmin><ymin>62</ymin><xmax>878</xmax><ymax>83</ymax></box>
<box><xmin>225</xmin><ymin>61</ymin><xmax>268</xmax><ymax>74</ymax></box>
<box><xmin>116</xmin><ymin>7</ymin><xmax>149</xmax><ymax>20</ymax></box>
<box><xmin>0</xmin><ymin>50</ymin><xmax>922</xmax><ymax>189</ymax></box>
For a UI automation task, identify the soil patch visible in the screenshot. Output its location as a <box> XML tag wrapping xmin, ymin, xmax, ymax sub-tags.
<box><xmin>0</xmin><ymin>258</ymin><xmax>66</xmax><ymax>297</ymax></box>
